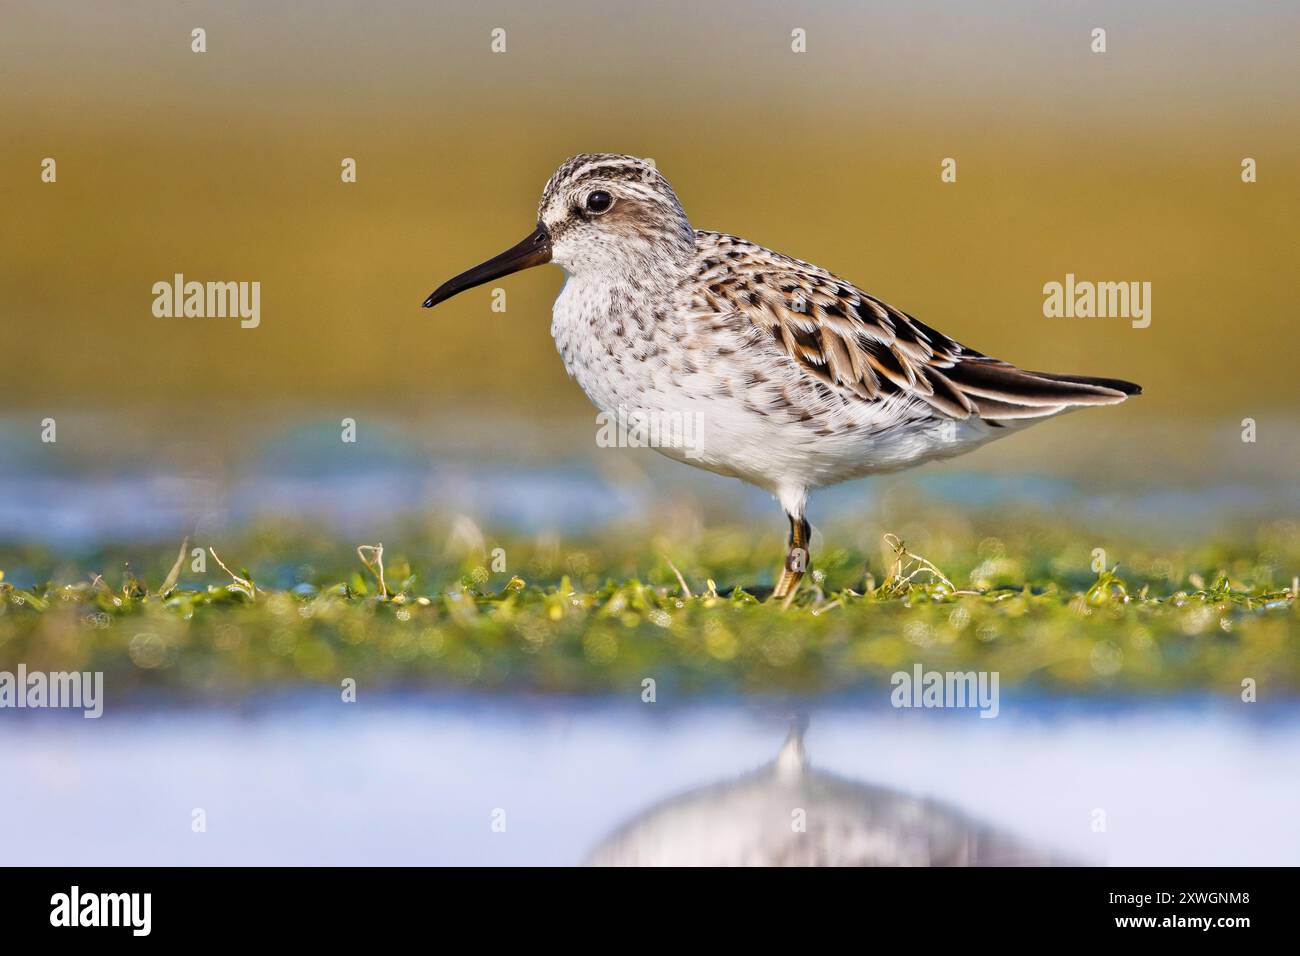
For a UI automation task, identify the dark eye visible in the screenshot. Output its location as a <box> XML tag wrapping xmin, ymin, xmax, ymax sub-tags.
<box><xmin>585</xmin><ymin>190</ymin><xmax>613</xmax><ymax>214</ymax></box>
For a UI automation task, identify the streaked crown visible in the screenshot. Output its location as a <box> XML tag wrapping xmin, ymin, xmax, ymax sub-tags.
<box><xmin>538</xmin><ymin>153</ymin><xmax>695</xmax><ymax>271</ymax></box>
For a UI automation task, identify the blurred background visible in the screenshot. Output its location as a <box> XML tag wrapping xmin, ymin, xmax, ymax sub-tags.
<box><xmin>2</xmin><ymin>0</ymin><xmax>1298</xmax><ymax>545</ymax></box>
<box><xmin>1</xmin><ymin>1</ymin><xmax>1297</xmax><ymax>866</ymax></box>
<box><xmin>2</xmin><ymin>2</ymin><xmax>1297</xmax><ymax>421</ymax></box>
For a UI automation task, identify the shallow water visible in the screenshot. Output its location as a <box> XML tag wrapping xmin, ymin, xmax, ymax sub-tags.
<box><xmin>3</xmin><ymin>458</ymin><xmax>1297</xmax><ymax>552</ymax></box>
<box><xmin>4</xmin><ymin>412</ymin><xmax>1297</xmax><ymax>551</ymax></box>
<box><xmin>2</xmin><ymin>695</ymin><xmax>1296</xmax><ymax>866</ymax></box>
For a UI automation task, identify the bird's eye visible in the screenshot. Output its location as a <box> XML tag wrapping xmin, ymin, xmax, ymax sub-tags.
<box><xmin>585</xmin><ymin>190</ymin><xmax>614</xmax><ymax>214</ymax></box>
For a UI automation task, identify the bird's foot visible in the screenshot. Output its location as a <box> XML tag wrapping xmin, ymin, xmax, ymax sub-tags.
<box><xmin>770</xmin><ymin>553</ymin><xmax>807</xmax><ymax>604</ymax></box>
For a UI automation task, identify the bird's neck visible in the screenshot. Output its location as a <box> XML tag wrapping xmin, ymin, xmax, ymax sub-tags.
<box><xmin>566</xmin><ymin>243</ymin><xmax>694</xmax><ymax>299</ymax></box>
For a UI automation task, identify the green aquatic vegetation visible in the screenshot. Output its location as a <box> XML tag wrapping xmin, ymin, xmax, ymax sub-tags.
<box><xmin>0</xmin><ymin>514</ymin><xmax>1296</xmax><ymax>698</ymax></box>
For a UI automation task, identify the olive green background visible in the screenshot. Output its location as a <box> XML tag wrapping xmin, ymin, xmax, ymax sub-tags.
<box><xmin>2</xmin><ymin>1</ymin><xmax>1296</xmax><ymax>439</ymax></box>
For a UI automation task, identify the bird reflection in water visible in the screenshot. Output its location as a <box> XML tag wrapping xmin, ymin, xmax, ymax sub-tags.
<box><xmin>586</xmin><ymin>720</ymin><xmax>1072</xmax><ymax>867</ymax></box>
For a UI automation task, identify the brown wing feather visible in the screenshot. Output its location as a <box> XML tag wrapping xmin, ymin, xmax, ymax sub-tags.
<box><xmin>690</xmin><ymin>231</ymin><xmax>1140</xmax><ymax>422</ymax></box>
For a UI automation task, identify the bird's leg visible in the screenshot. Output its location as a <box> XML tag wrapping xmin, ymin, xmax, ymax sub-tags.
<box><xmin>772</xmin><ymin>513</ymin><xmax>811</xmax><ymax>601</ymax></box>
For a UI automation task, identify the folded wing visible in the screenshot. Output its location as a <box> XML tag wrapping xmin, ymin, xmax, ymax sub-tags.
<box><xmin>690</xmin><ymin>231</ymin><xmax>1140</xmax><ymax>423</ymax></box>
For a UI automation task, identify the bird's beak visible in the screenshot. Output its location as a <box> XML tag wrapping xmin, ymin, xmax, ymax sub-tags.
<box><xmin>422</xmin><ymin>223</ymin><xmax>552</xmax><ymax>308</ymax></box>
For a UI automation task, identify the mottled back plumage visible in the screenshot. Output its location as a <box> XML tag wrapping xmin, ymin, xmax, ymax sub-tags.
<box><xmin>686</xmin><ymin>230</ymin><xmax>1140</xmax><ymax>423</ymax></box>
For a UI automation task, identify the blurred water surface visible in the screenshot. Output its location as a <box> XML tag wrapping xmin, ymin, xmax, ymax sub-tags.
<box><xmin>3</xmin><ymin>414</ymin><xmax>1297</xmax><ymax>550</ymax></box>
<box><xmin>2</xmin><ymin>695</ymin><xmax>1297</xmax><ymax>866</ymax></box>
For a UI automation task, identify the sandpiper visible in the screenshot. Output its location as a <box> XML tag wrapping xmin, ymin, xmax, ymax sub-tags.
<box><xmin>424</xmin><ymin>154</ymin><xmax>1141</xmax><ymax>599</ymax></box>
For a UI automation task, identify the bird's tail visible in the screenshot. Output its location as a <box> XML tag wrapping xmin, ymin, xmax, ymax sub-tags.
<box><xmin>943</xmin><ymin>358</ymin><xmax>1142</xmax><ymax>421</ymax></box>
<box><xmin>1031</xmin><ymin>371</ymin><xmax>1143</xmax><ymax>397</ymax></box>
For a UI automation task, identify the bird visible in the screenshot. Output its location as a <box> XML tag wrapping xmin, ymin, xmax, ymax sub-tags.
<box><xmin>423</xmin><ymin>154</ymin><xmax>1141</xmax><ymax>600</ymax></box>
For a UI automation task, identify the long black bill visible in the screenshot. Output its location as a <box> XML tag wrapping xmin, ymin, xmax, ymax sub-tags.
<box><xmin>422</xmin><ymin>223</ymin><xmax>552</xmax><ymax>308</ymax></box>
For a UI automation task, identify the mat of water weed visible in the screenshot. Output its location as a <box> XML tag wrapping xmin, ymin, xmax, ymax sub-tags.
<box><xmin>1</xmin><ymin>515</ymin><xmax>1296</xmax><ymax>698</ymax></box>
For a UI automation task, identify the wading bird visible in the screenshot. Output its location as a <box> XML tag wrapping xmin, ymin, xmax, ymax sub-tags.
<box><xmin>424</xmin><ymin>154</ymin><xmax>1140</xmax><ymax>599</ymax></box>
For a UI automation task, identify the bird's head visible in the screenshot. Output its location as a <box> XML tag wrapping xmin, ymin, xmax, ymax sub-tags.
<box><xmin>423</xmin><ymin>153</ymin><xmax>693</xmax><ymax>309</ymax></box>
